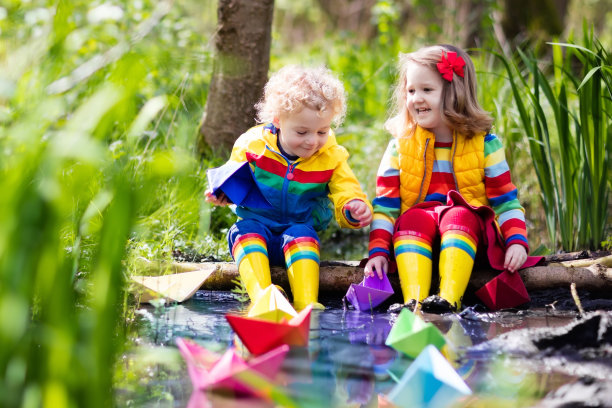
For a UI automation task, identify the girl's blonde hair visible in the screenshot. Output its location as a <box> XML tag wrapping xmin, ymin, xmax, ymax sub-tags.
<box><xmin>386</xmin><ymin>44</ymin><xmax>493</xmax><ymax>138</ymax></box>
<box><xmin>255</xmin><ymin>65</ymin><xmax>347</xmax><ymax>126</ymax></box>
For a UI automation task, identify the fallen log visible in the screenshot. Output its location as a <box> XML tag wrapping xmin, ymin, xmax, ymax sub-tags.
<box><xmin>133</xmin><ymin>251</ymin><xmax>612</xmax><ymax>295</ymax></box>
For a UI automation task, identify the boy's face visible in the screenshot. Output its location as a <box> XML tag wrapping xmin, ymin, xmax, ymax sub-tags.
<box><xmin>404</xmin><ymin>62</ymin><xmax>450</xmax><ymax>138</ymax></box>
<box><xmin>277</xmin><ymin>106</ymin><xmax>333</xmax><ymax>159</ymax></box>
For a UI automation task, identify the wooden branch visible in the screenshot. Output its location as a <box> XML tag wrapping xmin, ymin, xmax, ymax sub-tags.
<box><xmin>134</xmin><ymin>252</ymin><xmax>612</xmax><ymax>294</ymax></box>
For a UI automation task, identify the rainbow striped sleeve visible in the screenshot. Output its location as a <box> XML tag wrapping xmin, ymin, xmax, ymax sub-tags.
<box><xmin>484</xmin><ymin>134</ymin><xmax>529</xmax><ymax>250</ymax></box>
<box><xmin>368</xmin><ymin>139</ymin><xmax>401</xmax><ymax>259</ymax></box>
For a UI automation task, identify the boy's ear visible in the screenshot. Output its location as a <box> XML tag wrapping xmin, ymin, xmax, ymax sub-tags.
<box><xmin>272</xmin><ymin>117</ymin><xmax>280</xmax><ymax>127</ymax></box>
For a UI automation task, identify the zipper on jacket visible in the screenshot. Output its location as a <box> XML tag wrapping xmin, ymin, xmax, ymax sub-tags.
<box><xmin>266</xmin><ymin>145</ymin><xmax>299</xmax><ymax>224</ymax></box>
<box><xmin>415</xmin><ymin>138</ymin><xmax>431</xmax><ymax>204</ymax></box>
<box><xmin>450</xmin><ymin>132</ymin><xmax>459</xmax><ymax>190</ymax></box>
<box><xmin>282</xmin><ymin>162</ymin><xmax>299</xmax><ymax>223</ymax></box>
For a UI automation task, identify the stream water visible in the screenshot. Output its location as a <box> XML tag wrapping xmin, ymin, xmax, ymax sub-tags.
<box><xmin>117</xmin><ymin>290</ymin><xmax>586</xmax><ymax>408</ymax></box>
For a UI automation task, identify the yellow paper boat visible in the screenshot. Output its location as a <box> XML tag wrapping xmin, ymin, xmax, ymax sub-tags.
<box><xmin>248</xmin><ymin>285</ymin><xmax>297</xmax><ymax>322</ymax></box>
<box><xmin>131</xmin><ymin>268</ymin><xmax>214</xmax><ymax>303</ymax></box>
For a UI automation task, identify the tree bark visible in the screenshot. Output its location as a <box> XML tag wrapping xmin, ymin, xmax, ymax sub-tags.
<box><xmin>500</xmin><ymin>0</ymin><xmax>569</xmax><ymax>44</ymax></box>
<box><xmin>198</xmin><ymin>0</ymin><xmax>274</xmax><ymax>156</ymax></box>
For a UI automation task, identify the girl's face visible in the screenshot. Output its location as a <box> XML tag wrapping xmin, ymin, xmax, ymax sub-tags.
<box><xmin>404</xmin><ymin>62</ymin><xmax>451</xmax><ymax>139</ymax></box>
<box><xmin>278</xmin><ymin>106</ymin><xmax>333</xmax><ymax>158</ymax></box>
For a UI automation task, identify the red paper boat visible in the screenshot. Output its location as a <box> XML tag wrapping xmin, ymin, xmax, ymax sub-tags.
<box><xmin>225</xmin><ymin>305</ymin><xmax>312</xmax><ymax>356</ymax></box>
<box><xmin>475</xmin><ymin>270</ymin><xmax>530</xmax><ymax>310</ymax></box>
<box><xmin>345</xmin><ymin>274</ymin><xmax>394</xmax><ymax>311</ymax></box>
<box><xmin>176</xmin><ymin>337</ymin><xmax>289</xmax><ymax>396</ymax></box>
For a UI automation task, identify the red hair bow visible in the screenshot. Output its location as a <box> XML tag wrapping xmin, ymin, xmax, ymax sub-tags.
<box><xmin>437</xmin><ymin>51</ymin><xmax>465</xmax><ymax>82</ymax></box>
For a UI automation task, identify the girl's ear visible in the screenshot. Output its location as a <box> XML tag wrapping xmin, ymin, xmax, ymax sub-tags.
<box><xmin>272</xmin><ymin>117</ymin><xmax>280</xmax><ymax>127</ymax></box>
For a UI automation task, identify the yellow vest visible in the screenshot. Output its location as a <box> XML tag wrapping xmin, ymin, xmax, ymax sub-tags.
<box><xmin>396</xmin><ymin>126</ymin><xmax>488</xmax><ymax>213</ymax></box>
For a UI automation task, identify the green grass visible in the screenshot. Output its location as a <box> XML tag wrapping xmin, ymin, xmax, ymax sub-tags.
<box><xmin>495</xmin><ymin>26</ymin><xmax>611</xmax><ymax>251</ymax></box>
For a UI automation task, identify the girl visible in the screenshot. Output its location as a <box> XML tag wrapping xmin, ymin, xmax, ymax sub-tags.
<box><xmin>207</xmin><ymin>65</ymin><xmax>373</xmax><ymax>311</ymax></box>
<box><xmin>364</xmin><ymin>44</ymin><xmax>538</xmax><ymax>312</ymax></box>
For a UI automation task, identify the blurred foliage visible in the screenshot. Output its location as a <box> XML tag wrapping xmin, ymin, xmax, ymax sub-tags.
<box><xmin>0</xmin><ymin>0</ymin><xmax>220</xmax><ymax>406</ymax></box>
<box><xmin>496</xmin><ymin>27</ymin><xmax>611</xmax><ymax>251</ymax></box>
<box><xmin>0</xmin><ymin>0</ymin><xmax>610</xmax><ymax>406</ymax></box>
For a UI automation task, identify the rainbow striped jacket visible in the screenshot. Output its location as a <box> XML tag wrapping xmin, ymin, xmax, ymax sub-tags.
<box><xmin>227</xmin><ymin>124</ymin><xmax>371</xmax><ymax>232</ymax></box>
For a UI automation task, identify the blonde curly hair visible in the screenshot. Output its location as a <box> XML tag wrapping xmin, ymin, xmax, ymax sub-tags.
<box><xmin>255</xmin><ymin>65</ymin><xmax>347</xmax><ymax>126</ymax></box>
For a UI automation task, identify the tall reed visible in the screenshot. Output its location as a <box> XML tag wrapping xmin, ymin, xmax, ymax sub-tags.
<box><xmin>495</xmin><ymin>26</ymin><xmax>611</xmax><ymax>251</ymax></box>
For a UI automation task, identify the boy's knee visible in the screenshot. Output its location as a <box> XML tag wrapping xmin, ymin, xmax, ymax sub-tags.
<box><xmin>228</xmin><ymin>219</ymin><xmax>270</xmax><ymax>252</ymax></box>
<box><xmin>281</xmin><ymin>224</ymin><xmax>319</xmax><ymax>248</ymax></box>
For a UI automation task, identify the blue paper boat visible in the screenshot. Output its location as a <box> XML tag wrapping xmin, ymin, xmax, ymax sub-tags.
<box><xmin>207</xmin><ymin>161</ymin><xmax>272</xmax><ymax>209</ymax></box>
<box><xmin>346</xmin><ymin>274</ymin><xmax>394</xmax><ymax>311</ymax></box>
<box><xmin>386</xmin><ymin>344</ymin><xmax>472</xmax><ymax>408</ymax></box>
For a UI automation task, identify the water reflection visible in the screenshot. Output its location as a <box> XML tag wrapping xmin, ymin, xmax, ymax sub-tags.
<box><xmin>120</xmin><ymin>291</ymin><xmax>580</xmax><ymax>407</ymax></box>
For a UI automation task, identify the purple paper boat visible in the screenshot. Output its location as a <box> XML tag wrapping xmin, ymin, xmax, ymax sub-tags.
<box><xmin>176</xmin><ymin>337</ymin><xmax>289</xmax><ymax>397</ymax></box>
<box><xmin>346</xmin><ymin>274</ymin><xmax>394</xmax><ymax>312</ymax></box>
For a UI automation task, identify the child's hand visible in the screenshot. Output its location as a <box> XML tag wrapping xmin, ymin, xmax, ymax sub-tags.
<box><xmin>346</xmin><ymin>199</ymin><xmax>373</xmax><ymax>227</ymax></box>
<box><xmin>364</xmin><ymin>256</ymin><xmax>388</xmax><ymax>279</ymax></box>
<box><xmin>504</xmin><ymin>244</ymin><xmax>527</xmax><ymax>273</ymax></box>
<box><xmin>205</xmin><ymin>189</ymin><xmax>231</xmax><ymax>206</ymax></box>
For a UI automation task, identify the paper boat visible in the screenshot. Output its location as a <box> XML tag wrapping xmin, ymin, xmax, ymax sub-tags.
<box><xmin>385</xmin><ymin>309</ymin><xmax>446</xmax><ymax>358</ymax></box>
<box><xmin>345</xmin><ymin>274</ymin><xmax>394</xmax><ymax>311</ymax></box>
<box><xmin>176</xmin><ymin>337</ymin><xmax>289</xmax><ymax>396</ymax></box>
<box><xmin>474</xmin><ymin>270</ymin><xmax>530</xmax><ymax>310</ymax></box>
<box><xmin>207</xmin><ymin>160</ymin><xmax>272</xmax><ymax>209</ymax></box>
<box><xmin>131</xmin><ymin>268</ymin><xmax>214</xmax><ymax>303</ymax></box>
<box><xmin>248</xmin><ymin>285</ymin><xmax>297</xmax><ymax>322</ymax></box>
<box><xmin>386</xmin><ymin>344</ymin><xmax>472</xmax><ymax>408</ymax></box>
<box><xmin>226</xmin><ymin>305</ymin><xmax>312</xmax><ymax>356</ymax></box>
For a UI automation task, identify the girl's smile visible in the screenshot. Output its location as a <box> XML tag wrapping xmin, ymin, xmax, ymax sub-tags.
<box><xmin>405</xmin><ymin>63</ymin><xmax>452</xmax><ymax>140</ymax></box>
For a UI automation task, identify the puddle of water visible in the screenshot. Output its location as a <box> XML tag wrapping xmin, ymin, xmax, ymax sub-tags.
<box><xmin>116</xmin><ymin>291</ymin><xmax>580</xmax><ymax>407</ymax></box>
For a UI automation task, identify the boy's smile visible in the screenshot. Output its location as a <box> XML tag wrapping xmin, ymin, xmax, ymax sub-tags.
<box><xmin>278</xmin><ymin>107</ymin><xmax>334</xmax><ymax>159</ymax></box>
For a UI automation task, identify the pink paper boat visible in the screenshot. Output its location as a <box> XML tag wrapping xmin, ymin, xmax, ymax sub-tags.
<box><xmin>176</xmin><ymin>337</ymin><xmax>289</xmax><ymax>396</ymax></box>
<box><xmin>346</xmin><ymin>274</ymin><xmax>394</xmax><ymax>311</ymax></box>
<box><xmin>475</xmin><ymin>270</ymin><xmax>530</xmax><ymax>310</ymax></box>
<box><xmin>226</xmin><ymin>305</ymin><xmax>312</xmax><ymax>356</ymax></box>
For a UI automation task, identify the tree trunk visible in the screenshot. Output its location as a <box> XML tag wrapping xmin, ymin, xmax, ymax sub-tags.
<box><xmin>500</xmin><ymin>0</ymin><xmax>569</xmax><ymax>44</ymax></box>
<box><xmin>198</xmin><ymin>0</ymin><xmax>274</xmax><ymax>156</ymax></box>
<box><xmin>315</xmin><ymin>0</ymin><xmax>377</xmax><ymax>39</ymax></box>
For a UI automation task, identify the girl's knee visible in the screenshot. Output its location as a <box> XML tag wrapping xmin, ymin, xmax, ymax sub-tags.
<box><xmin>395</xmin><ymin>208</ymin><xmax>437</xmax><ymax>237</ymax></box>
<box><xmin>439</xmin><ymin>206</ymin><xmax>481</xmax><ymax>239</ymax></box>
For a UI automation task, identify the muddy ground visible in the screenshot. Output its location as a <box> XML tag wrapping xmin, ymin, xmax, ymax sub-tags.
<box><xmin>466</xmin><ymin>288</ymin><xmax>612</xmax><ymax>408</ymax></box>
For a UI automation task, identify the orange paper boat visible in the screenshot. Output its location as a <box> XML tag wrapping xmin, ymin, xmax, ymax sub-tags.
<box><xmin>226</xmin><ymin>305</ymin><xmax>312</xmax><ymax>356</ymax></box>
<box><xmin>176</xmin><ymin>337</ymin><xmax>289</xmax><ymax>396</ymax></box>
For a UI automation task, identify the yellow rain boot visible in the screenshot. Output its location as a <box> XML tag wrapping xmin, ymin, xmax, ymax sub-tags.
<box><xmin>284</xmin><ymin>237</ymin><xmax>324</xmax><ymax>311</ymax></box>
<box><xmin>233</xmin><ymin>233</ymin><xmax>271</xmax><ymax>302</ymax></box>
<box><xmin>393</xmin><ymin>234</ymin><xmax>433</xmax><ymax>305</ymax></box>
<box><xmin>438</xmin><ymin>230</ymin><xmax>477</xmax><ymax>310</ymax></box>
